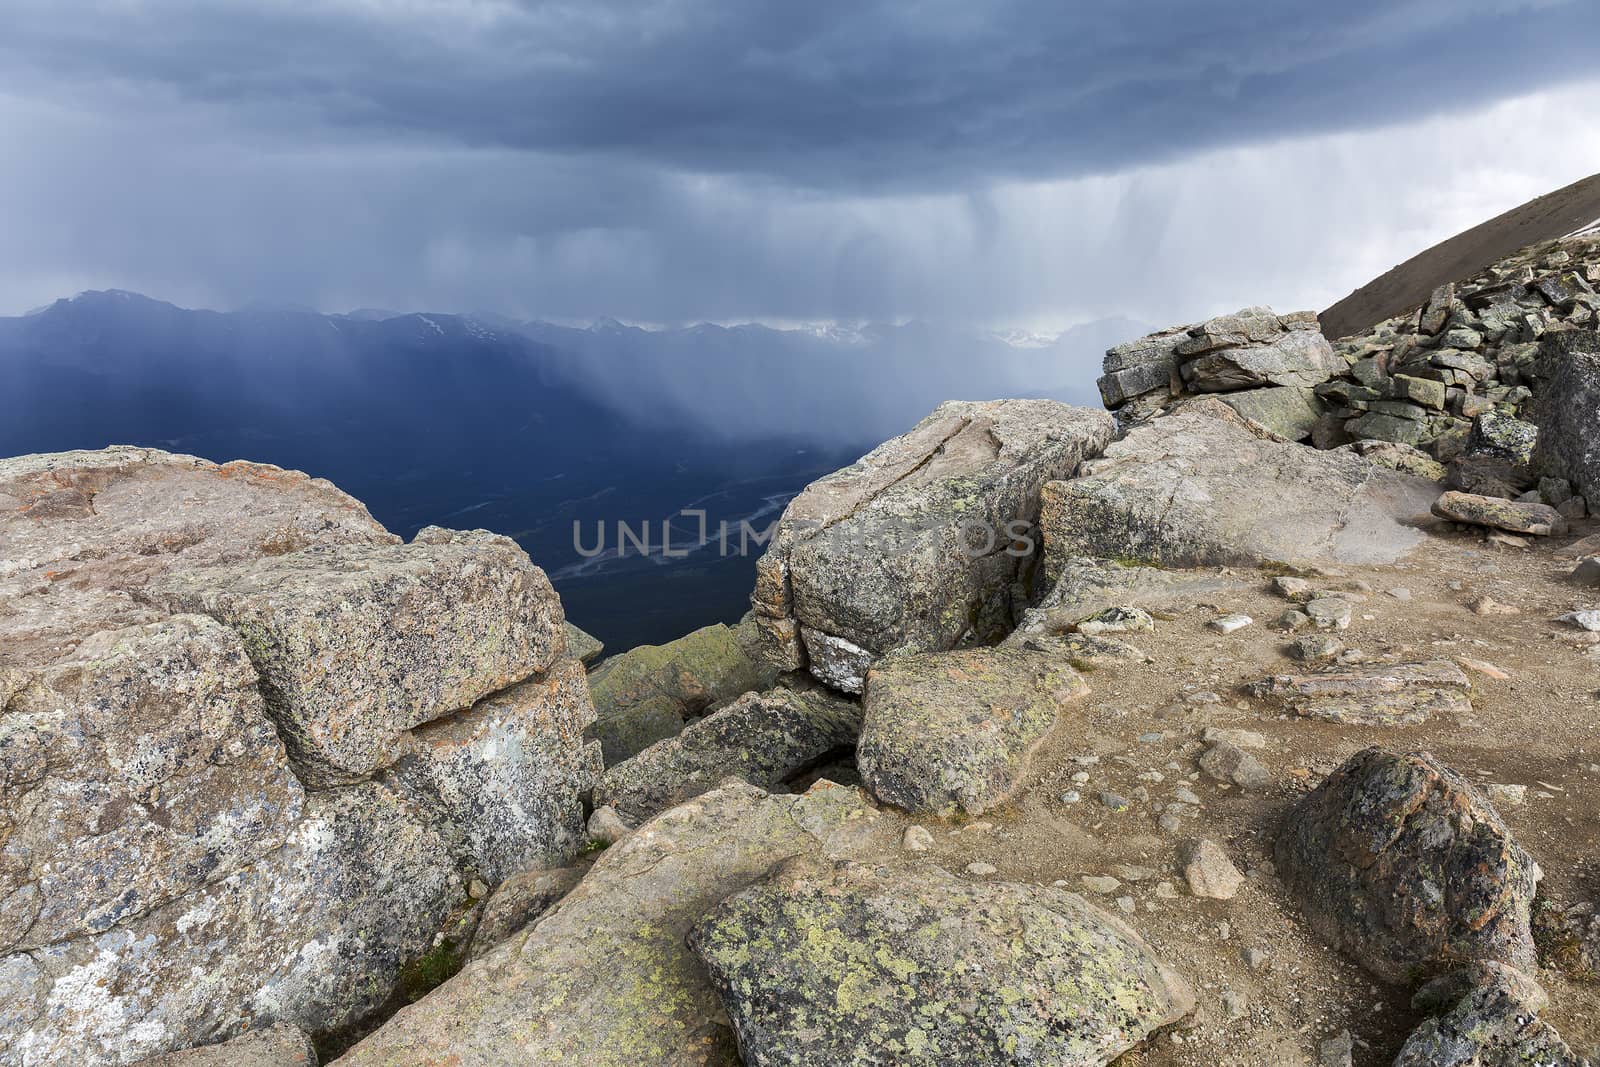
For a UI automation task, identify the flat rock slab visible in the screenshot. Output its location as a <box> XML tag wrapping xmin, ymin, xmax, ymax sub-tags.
<box><xmin>689</xmin><ymin>857</ymin><xmax>1194</xmax><ymax>1066</ymax></box>
<box><xmin>386</xmin><ymin>658</ymin><xmax>601</xmax><ymax>882</ymax></box>
<box><xmin>1247</xmin><ymin>660</ymin><xmax>1472</xmax><ymax>727</ymax></box>
<box><xmin>1007</xmin><ymin>556</ymin><xmax>1241</xmax><ymax>642</ymax></box>
<box><xmin>1040</xmin><ymin>404</ymin><xmax>1439</xmax><ymax>572</ymax></box>
<box><xmin>594</xmin><ymin>686</ymin><xmax>861</xmax><ymax>822</ymax></box>
<box><xmin>132</xmin><ymin>1024</ymin><xmax>317</xmax><ymax>1066</ymax></box>
<box><xmin>1432</xmin><ymin>490</ymin><xmax>1565</xmax><ymax>535</ymax></box>
<box><xmin>857</xmin><ymin>647</ymin><xmax>1089</xmax><ymax>817</ymax></box>
<box><xmin>751</xmin><ymin>400</ymin><xmax>1114</xmax><ymax>690</ymax></box>
<box><xmin>1275</xmin><ymin>748</ymin><xmax>1541</xmax><ymax>985</ymax></box>
<box><xmin>336</xmin><ymin>781</ymin><xmax>905</xmax><ymax>1067</ymax></box>
<box><xmin>151</xmin><ymin>526</ymin><xmax>565</xmax><ymax>784</ymax></box>
<box><xmin>587</xmin><ymin>619</ymin><xmax>775</xmax><ymax>764</ymax></box>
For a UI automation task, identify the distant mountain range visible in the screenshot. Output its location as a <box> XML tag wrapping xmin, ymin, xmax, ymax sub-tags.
<box><xmin>0</xmin><ymin>290</ymin><xmax>1148</xmax><ymax>650</ymax></box>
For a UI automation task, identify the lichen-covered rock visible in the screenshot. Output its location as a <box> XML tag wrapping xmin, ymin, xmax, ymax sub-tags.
<box><xmin>857</xmin><ymin>647</ymin><xmax>1088</xmax><ymax>817</ymax></box>
<box><xmin>1217</xmin><ymin>385</ymin><xmax>1327</xmax><ymax>441</ymax></box>
<box><xmin>595</xmin><ymin>686</ymin><xmax>860</xmax><ymax>822</ymax></box>
<box><xmin>688</xmin><ymin>857</ymin><xmax>1194</xmax><ymax>1066</ymax></box>
<box><xmin>1041</xmin><ymin>404</ymin><xmax>1439</xmax><ymax>572</ymax></box>
<box><xmin>1247</xmin><ymin>660</ymin><xmax>1473</xmax><ymax>727</ymax></box>
<box><xmin>132</xmin><ymin>1023</ymin><xmax>318</xmax><ymax>1066</ymax></box>
<box><xmin>1432</xmin><ymin>490</ymin><xmax>1564</xmax><ymax>535</ymax></box>
<box><xmin>464</xmin><ymin>865</ymin><xmax>584</xmax><ymax>963</ymax></box>
<box><xmin>1394</xmin><ymin>962</ymin><xmax>1591</xmax><ymax>1066</ymax></box>
<box><xmin>1466</xmin><ymin>411</ymin><xmax>1539</xmax><ymax>466</ymax></box>
<box><xmin>1274</xmin><ymin>748</ymin><xmax>1542</xmax><ymax>985</ymax></box>
<box><xmin>336</xmin><ymin>781</ymin><xmax>906</xmax><ymax>1067</ymax></box>
<box><xmin>150</xmin><ymin>527</ymin><xmax>566</xmax><ymax>784</ymax></box>
<box><xmin>588</xmin><ymin>619</ymin><xmax>776</xmax><ymax>763</ymax></box>
<box><xmin>1</xmin><ymin>784</ymin><xmax>460</xmax><ymax>1064</ymax></box>
<box><xmin>751</xmin><ymin>400</ymin><xmax>1115</xmax><ymax>690</ymax></box>
<box><xmin>0</xmin><ymin>615</ymin><xmax>303</xmax><ymax>955</ymax></box>
<box><xmin>386</xmin><ymin>658</ymin><xmax>602</xmax><ymax>882</ymax></box>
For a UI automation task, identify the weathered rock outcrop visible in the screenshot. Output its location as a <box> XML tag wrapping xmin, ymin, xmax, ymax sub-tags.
<box><xmin>0</xmin><ymin>448</ymin><xmax>598</xmax><ymax>1062</ymax></box>
<box><xmin>1040</xmin><ymin>403</ymin><xmax>1439</xmax><ymax>572</ymax></box>
<box><xmin>750</xmin><ymin>400</ymin><xmax>1115</xmax><ymax>692</ymax></box>
<box><xmin>856</xmin><ymin>647</ymin><xmax>1088</xmax><ymax>817</ymax></box>
<box><xmin>594</xmin><ymin>686</ymin><xmax>861</xmax><ymax>822</ymax></box>
<box><xmin>1275</xmin><ymin>749</ymin><xmax>1541</xmax><ymax>985</ymax></box>
<box><xmin>689</xmin><ymin>857</ymin><xmax>1194</xmax><ymax>1066</ymax></box>
<box><xmin>336</xmin><ymin>781</ymin><xmax>906</xmax><ymax>1066</ymax></box>
<box><xmin>587</xmin><ymin>618</ymin><xmax>775</xmax><ymax>764</ymax></box>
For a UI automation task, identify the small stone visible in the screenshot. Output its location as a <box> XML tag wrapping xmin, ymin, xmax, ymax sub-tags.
<box><xmin>1082</xmin><ymin>875</ymin><xmax>1121</xmax><ymax>895</ymax></box>
<box><xmin>1183</xmin><ymin>839</ymin><xmax>1245</xmax><ymax>899</ymax></box>
<box><xmin>1208</xmin><ymin>614</ymin><xmax>1253</xmax><ymax>634</ymax></box>
<box><xmin>1243</xmin><ymin>946</ymin><xmax>1270</xmax><ymax>970</ymax></box>
<box><xmin>1059</xmin><ymin>790</ymin><xmax>1082</xmax><ymax>805</ymax></box>
<box><xmin>1456</xmin><ymin>657</ymin><xmax>1510</xmax><ymax>680</ymax></box>
<box><xmin>1318</xmin><ymin>1029</ymin><xmax>1354</xmax><ymax>1067</ymax></box>
<box><xmin>1116</xmin><ymin>895</ymin><xmax>1137</xmax><ymax>914</ymax></box>
<box><xmin>1172</xmin><ymin>785</ymin><xmax>1203</xmax><ymax>805</ymax></box>
<box><xmin>1469</xmin><ymin>595</ymin><xmax>1520</xmax><ymax>616</ymax></box>
<box><xmin>1100</xmin><ymin>792</ymin><xmax>1131</xmax><ymax>812</ymax></box>
<box><xmin>1272</xmin><ymin>576</ymin><xmax>1315</xmax><ymax>602</ymax></box>
<box><xmin>1071</xmin><ymin>771</ymin><xmax>1091</xmax><ymax>784</ymax></box>
<box><xmin>1199</xmin><ymin>741</ymin><xmax>1271</xmax><ymax>791</ymax></box>
<box><xmin>587</xmin><ymin>805</ymin><xmax>632</xmax><ymax>845</ymax></box>
<box><xmin>1154</xmin><ymin>881</ymin><xmax>1179</xmax><ymax>899</ymax></box>
<box><xmin>1137</xmin><ymin>770</ymin><xmax>1165</xmax><ymax>783</ymax></box>
<box><xmin>1484</xmin><ymin>783</ymin><xmax>1527</xmax><ymax>808</ymax></box>
<box><xmin>468</xmin><ymin>879</ymin><xmax>490</xmax><ymax>900</ymax></box>
<box><xmin>1305</xmin><ymin>597</ymin><xmax>1353</xmax><ymax>631</ymax></box>
<box><xmin>1158</xmin><ymin>813</ymin><xmax>1183</xmax><ymax>833</ymax></box>
<box><xmin>1076</xmin><ymin>606</ymin><xmax>1155</xmax><ymax>636</ymax></box>
<box><xmin>1388</xmin><ymin>587</ymin><xmax>1412</xmax><ymax>601</ymax></box>
<box><xmin>1560</xmin><ymin>610</ymin><xmax>1600</xmax><ymax>632</ymax></box>
<box><xmin>1289</xmin><ymin>635</ymin><xmax>1344</xmax><ymax>662</ymax></box>
<box><xmin>1203</xmin><ymin>726</ymin><xmax>1267</xmax><ymax>750</ymax></box>
<box><xmin>1222</xmin><ymin>990</ymin><xmax>1248</xmax><ymax>1021</ymax></box>
<box><xmin>1275</xmin><ymin>608</ymin><xmax>1312</xmax><ymax>631</ymax></box>
<box><xmin>1570</xmin><ymin>558</ymin><xmax>1600</xmax><ymax>586</ymax></box>
<box><xmin>965</xmin><ymin>861</ymin><xmax>998</xmax><ymax>877</ymax></box>
<box><xmin>902</xmin><ymin>826</ymin><xmax>934</xmax><ymax>852</ymax></box>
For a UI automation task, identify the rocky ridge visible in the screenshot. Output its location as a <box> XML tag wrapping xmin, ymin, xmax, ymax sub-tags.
<box><xmin>10</xmin><ymin>226</ymin><xmax>1600</xmax><ymax>1066</ymax></box>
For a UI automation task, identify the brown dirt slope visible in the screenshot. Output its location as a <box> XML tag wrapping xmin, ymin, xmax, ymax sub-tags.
<box><xmin>1321</xmin><ymin>172</ymin><xmax>1600</xmax><ymax>340</ymax></box>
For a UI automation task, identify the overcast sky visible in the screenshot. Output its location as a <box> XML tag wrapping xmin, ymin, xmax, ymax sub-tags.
<box><xmin>3</xmin><ymin>0</ymin><xmax>1599</xmax><ymax>330</ymax></box>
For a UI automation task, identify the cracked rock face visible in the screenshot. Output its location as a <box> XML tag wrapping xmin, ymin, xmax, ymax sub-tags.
<box><xmin>1275</xmin><ymin>748</ymin><xmax>1542</xmax><ymax>985</ymax></box>
<box><xmin>689</xmin><ymin>857</ymin><xmax>1194</xmax><ymax>1067</ymax></box>
<box><xmin>1040</xmin><ymin>403</ymin><xmax>1440</xmax><ymax>573</ymax></box>
<box><xmin>337</xmin><ymin>781</ymin><xmax>907</xmax><ymax>1067</ymax></box>
<box><xmin>0</xmin><ymin>447</ymin><xmax>595</xmax><ymax>1063</ymax></box>
<box><xmin>857</xmin><ymin>647</ymin><xmax>1089</xmax><ymax>817</ymax></box>
<box><xmin>750</xmin><ymin>400</ymin><xmax>1115</xmax><ymax>691</ymax></box>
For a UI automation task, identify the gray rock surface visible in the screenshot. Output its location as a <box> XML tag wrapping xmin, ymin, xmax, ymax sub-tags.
<box><xmin>386</xmin><ymin>658</ymin><xmax>601</xmax><ymax>882</ymax></box>
<box><xmin>150</xmin><ymin>526</ymin><xmax>565</xmax><ymax>785</ymax></box>
<box><xmin>594</xmin><ymin>687</ymin><xmax>862</xmax><ymax>822</ymax></box>
<box><xmin>1533</xmin><ymin>330</ymin><xmax>1600</xmax><ymax>510</ymax></box>
<box><xmin>336</xmin><ymin>781</ymin><xmax>906</xmax><ymax>1067</ymax></box>
<box><xmin>689</xmin><ymin>857</ymin><xmax>1194</xmax><ymax>1066</ymax></box>
<box><xmin>1275</xmin><ymin>748</ymin><xmax>1541</xmax><ymax>984</ymax></box>
<box><xmin>1040</xmin><ymin>403</ymin><xmax>1439</xmax><ymax>572</ymax></box>
<box><xmin>1179</xmin><ymin>311</ymin><xmax>1341</xmax><ymax>392</ymax></box>
<box><xmin>133</xmin><ymin>1023</ymin><xmax>318</xmax><ymax>1066</ymax></box>
<box><xmin>587</xmin><ymin>618</ymin><xmax>776</xmax><ymax>763</ymax></box>
<box><xmin>564</xmin><ymin>622</ymin><xmax>605</xmax><ymax>665</ymax></box>
<box><xmin>465</xmin><ymin>865</ymin><xmax>584</xmax><ymax>963</ymax></box>
<box><xmin>751</xmin><ymin>400</ymin><xmax>1114</xmax><ymax>689</ymax></box>
<box><xmin>0</xmin><ymin>447</ymin><xmax>596</xmax><ymax>1062</ymax></box>
<box><xmin>856</xmin><ymin>647</ymin><xmax>1089</xmax><ymax>817</ymax></box>
<box><xmin>1007</xmin><ymin>556</ymin><xmax>1240</xmax><ymax>643</ymax></box>
<box><xmin>1218</xmin><ymin>385</ymin><xmax>1327</xmax><ymax>441</ymax></box>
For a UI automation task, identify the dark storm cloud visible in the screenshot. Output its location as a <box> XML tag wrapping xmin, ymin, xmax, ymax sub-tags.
<box><xmin>3</xmin><ymin>0</ymin><xmax>1595</xmax><ymax>190</ymax></box>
